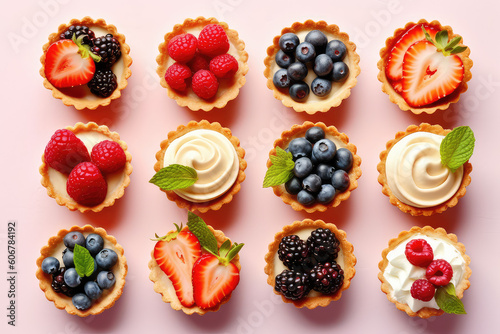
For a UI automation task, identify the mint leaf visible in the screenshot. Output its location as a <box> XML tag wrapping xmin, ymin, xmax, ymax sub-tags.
<box><xmin>435</xmin><ymin>284</ymin><xmax>466</xmax><ymax>314</ymax></box>
<box><xmin>187</xmin><ymin>211</ymin><xmax>218</xmax><ymax>255</ymax></box>
<box><xmin>150</xmin><ymin>164</ymin><xmax>198</xmax><ymax>190</ymax></box>
<box><xmin>435</xmin><ymin>30</ymin><xmax>449</xmax><ymax>50</ymax></box>
<box><xmin>263</xmin><ymin>147</ymin><xmax>295</xmax><ymax>188</ymax></box>
<box><xmin>73</xmin><ymin>244</ymin><xmax>95</xmax><ymax>277</ymax></box>
<box><xmin>440</xmin><ymin>126</ymin><xmax>475</xmax><ymax>172</ymax></box>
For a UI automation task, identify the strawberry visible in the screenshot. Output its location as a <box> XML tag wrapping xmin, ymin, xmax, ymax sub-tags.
<box><xmin>153</xmin><ymin>224</ymin><xmax>201</xmax><ymax>307</ymax></box>
<box><xmin>385</xmin><ymin>24</ymin><xmax>439</xmax><ymax>82</ymax></box>
<box><xmin>45</xmin><ymin>34</ymin><xmax>101</xmax><ymax>88</ymax></box>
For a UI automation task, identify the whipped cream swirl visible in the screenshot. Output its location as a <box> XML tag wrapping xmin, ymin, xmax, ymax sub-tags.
<box><xmin>386</xmin><ymin>132</ymin><xmax>463</xmax><ymax>208</ymax></box>
<box><xmin>163</xmin><ymin>129</ymin><xmax>239</xmax><ymax>202</ymax></box>
<box><xmin>383</xmin><ymin>234</ymin><xmax>466</xmax><ymax>312</ymax></box>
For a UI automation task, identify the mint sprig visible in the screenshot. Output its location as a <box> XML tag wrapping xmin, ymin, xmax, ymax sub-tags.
<box><xmin>422</xmin><ymin>26</ymin><xmax>467</xmax><ymax>56</ymax></box>
<box><xmin>149</xmin><ymin>164</ymin><xmax>198</xmax><ymax>190</ymax></box>
<box><xmin>73</xmin><ymin>244</ymin><xmax>95</xmax><ymax>277</ymax></box>
<box><xmin>263</xmin><ymin>147</ymin><xmax>295</xmax><ymax>188</ymax></box>
<box><xmin>435</xmin><ymin>283</ymin><xmax>466</xmax><ymax>314</ymax></box>
<box><xmin>440</xmin><ymin>126</ymin><xmax>475</xmax><ymax>172</ymax></box>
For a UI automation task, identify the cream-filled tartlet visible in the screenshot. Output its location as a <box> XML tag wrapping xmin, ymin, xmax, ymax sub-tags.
<box><xmin>152</xmin><ymin>120</ymin><xmax>246</xmax><ymax>212</ymax></box>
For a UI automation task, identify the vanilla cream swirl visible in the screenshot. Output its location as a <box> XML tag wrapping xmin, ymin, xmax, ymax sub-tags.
<box><xmin>163</xmin><ymin>129</ymin><xmax>239</xmax><ymax>202</ymax></box>
<box><xmin>383</xmin><ymin>234</ymin><xmax>466</xmax><ymax>312</ymax></box>
<box><xmin>386</xmin><ymin>132</ymin><xmax>463</xmax><ymax>208</ymax></box>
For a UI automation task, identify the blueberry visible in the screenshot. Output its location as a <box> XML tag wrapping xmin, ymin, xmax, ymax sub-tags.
<box><xmin>331</xmin><ymin>170</ymin><xmax>350</xmax><ymax>192</ymax></box>
<box><xmin>97</xmin><ymin>271</ymin><xmax>116</xmax><ymax>290</ymax></box>
<box><xmin>288</xmin><ymin>137</ymin><xmax>312</xmax><ymax>160</ymax></box>
<box><xmin>62</xmin><ymin>248</ymin><xmax>74</xmax><ymax>268</ymax></box>
<box><xmin>95</xmin><ymin>249</ymin><xmax>118</xmax><ymax>270</ymax></box>
<box><xmin>313</xmin><ymin>54</ymin><xmax>333</xmax><ymax>77</ymax></box>
<box><xmin>287</xmin><ymin>62</ymin><xmax>308</xmax><ymax>81</ymax></box>
<box><xmin>279</xmin><ymin>33</ymin><xmax>300</xmax><ymax>53</ymax></box>
<box><xmin>273</xmin><ymin>69</ymin><xmax>291</xmax><ymax>89</ymax></box>
<box><xmin>312</xmin><ymin>139</ymin><xmax>337</xmax><ymax>163</ymax></box>
<box><xmin>275</xmin><ymin>49</ymin><xmax>295</xmax><ymax>68</ymax></box>
<box><xmin>63</xmin><ymin>232</ymin><xmax>86</xmax><ymax>250</ymax></box>
<box><xmin>333</xmin><ymin>148</ymin><xmax>353</xmax><ymax>171</ymax></box>
<box><xmin>72</xmin><ymin>293</ymin><xmax>92</xmax><ymax>310</ymax></box>
<box><xmin>302</xmin><ymin>174</ymin><xmax>322</xmax><ymax>194</ymax></box>
<box><xmin>41</xmin><ymin>257</ymin><xmax>60</xmax><ymax>275</ymax></box>
<box><xmin>295</xmin><ymin>42</ymin><xmax>316</xmax><ymax>63</ymax></box>
<box><xmin>289</xmin><ymin>82</ymin><xmax>310</xmax><ymax>102</ymax></box>
<box><xmin>331</xmin><ymin>61</ymin><xmax>349</xmax><ymax>82</ymax></box>
<box><xmin>305</xmin><ymin>30</ymin><xmax>328</xmax><ymax>54</ymax></box>
<box><xmin>311</xmin><ymin>77</ymin><xmax>332</xmax><ymax>97</ymax></box>
<box><xmin>305</xmin><ymin>127</ymin><xmax>325</xmax><ymax>143</ymax></box>
<box><xmin>317</xmin><ymin>184</ymin><xmax>336</xmax><ymax>204</ymax></box>
<box><xmin>315</xmin><ymin>164</ymin><xmax>335</xmax><ymax>182</ymax></box>
<box><xmin>325</xmin><ymin>40</ymin><xmax>347</xmax><ymax>62</ymax></box>
<box><xmin>84</xmin><ymin>281</ymin><xmax>102</xmax><ymax>300</ymax></box>
<box><xmin>85</xmin><ymin>233</ymin><xmax>104</xmax><ymax>257</ymax></box>
<box><xmin>297</xmin><ymin>190</ymin><xmax>316</xmax><ymax>206</ymax></box>
<box><xmin>285</xmin><ymin>177</ymin><xmax>302</xmax><ymax>195</ymax></box>
<box><xmin>64</xmin><ymin>268</ymin><xmax>82</xmax><ymax>288</ymax></box>
<box><xmin>293</xmin><ymin>157</ymin><xmax>313</xmax><ymax>178</ymax></box>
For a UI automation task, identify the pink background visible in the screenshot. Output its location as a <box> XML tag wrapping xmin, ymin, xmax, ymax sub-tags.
<box><xmin>1</xmin><ymin>0</ymin><xmax>499</xmax><ymax>333</ymax></box>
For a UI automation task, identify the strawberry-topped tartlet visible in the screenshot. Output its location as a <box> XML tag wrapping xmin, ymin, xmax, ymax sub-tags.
<box><xmin>378</xmin><ymin>20</ymin><xmax>472</xmax><ymax>114</ymax></box>
<box><xmin>148</xmin><ymin>212</ymin><xmax>243</xmax><ymax>315</ymax></box>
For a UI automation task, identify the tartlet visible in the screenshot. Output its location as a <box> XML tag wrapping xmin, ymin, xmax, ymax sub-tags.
<box><xmin>40</xmin><ymin>122</ymin><xmax>133</xmax><ymax>213</ymax></box>
<box><xmin>377</xmin><ymin>19</ymin><xmax>472</xmax><ymax>114</ymax></box>
<box><xmin>264</xmin><ymin>219</ymin><xmax>356</xmax><ymax>308</ymax></box>
<box><xmin>153</xmin><ymin>120</ymin><xmax>246</xmax><ymax>212</ymax></box>
<box><xmin>156</xmin><ymin>17</ymin><xmax>249</xmax><ymax>111</ymax></box>
<box><xmin>264</xmin><ymin>20</ymin><xmax>360</xmax><ymax>114</ymax></box>
<box><xmin>266</xmin><ymin>121</ymin><xmax>361</xmax><ymax>213</ymax></box>
<box><xmin>40</xmin><ymin>17</ymin><xmax>132</xmax><ymax>110</ymax></box>
<box><xmin>377</xmin><ymin>123</ymin><xmax>472</xmax><ymax>216</ymax></box>
<box><xmin>378</xmin><ymin>226</ymin><xmax>471</xmax><ymax>318</ymax></box>
<box><xmin>36</xmin><ymin>225</ymin><xmax>127</xmax><ymax>317</ymax></box>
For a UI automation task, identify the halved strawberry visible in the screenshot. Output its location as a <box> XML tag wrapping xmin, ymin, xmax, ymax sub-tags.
<box><xmin>386</xmin><ymin>24</ymin><xmax>439</xmax><ymax>82</ymax></box>
<box><xmin>153</xmin><ymin>224</ymin><xmax>202</xmax><ymax>307</ymax></box>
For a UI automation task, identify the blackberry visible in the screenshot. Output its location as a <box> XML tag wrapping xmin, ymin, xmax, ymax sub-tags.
<box><xmin>88</xmin><ymin>69</ymin><xmax>118</xmax><ymax>98</ymax></box>
<box><xmin>278</xmin><ymin>235</ymin><xmax>308</xmax><ymax>270</ymax></box>
<box><xmin>309</xmin><ymin>262</ymin><xmax>344</xmax><ymax>294</ymax></box>
<box><xmin>274</xmin><ymin>270</ymin><xmax>311</xmax><ymax>300</ymax></box>
<box><xmin>60</xmin><ymin>25</ymin><xmax>95</xmax><ymax>46</ymax></box>
<box><xmin>51</xmin><ymin>267</ymin><xmax>78</xmax><ymax>297</ymax></box>
<box><xmin>91</xmin><ymin>34</ymin><xmax>121</xmax><ymax>67</ymax></box>
<box><xmin>306</xmin><ymin>228</ymin><xmax>340</xmax><ymax>263</ymax></box>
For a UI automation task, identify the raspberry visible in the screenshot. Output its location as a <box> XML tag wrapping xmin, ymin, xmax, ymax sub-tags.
<box><xmin>426</xmin><ymin>259</ymin><xmax>453</xmax><ymax>286</ymax></box>
<box><xmin>191</xmin><ymin>70</ymin><xmax>219</xmax><ymax>100</ymax></box>
<box><xmin>209</xmin><ymin>54</ymin><xmax>239</xmax><ymax>78</ymax></box>
<box><xmin>197</xmin><ymin>24</ymin><xmax>230</xmax><ymax>58</ymax></box>
<box><xmin>167</xmin><ymin>33</ymin><xmax>197</xmax><ymax>63</ymax></box>
<box><xmin>405</xmin><ymin>239</ymin><xmax>434</xmax><ymax>267</ymax></box>
<box><xmin>66</xmin><ymin>162</ymin><xmax>107</xmax><ymax>207</ymax></box>
<box><xmin>410</xmin><ymin>279</ymin><xmax>435</xmax><ymax>301</ymax></box>
<box><xmin>165</xmin><ymin>63</ymin><xmax>192</xmax><ymax>91</ymax></box>
<box><xmin>187</xmin><ymin>53</ymin><xmax>210</xmax><ymax>73</ymax></box>
<box><xmin>91</xmin><ymin>140</ymin><xmax>126</xmax><ymax>174</ymax></box>
<box><xmin>44</xmin><ymin>129</ymin><xmax>90</xmax><ymax>174</ymax></box>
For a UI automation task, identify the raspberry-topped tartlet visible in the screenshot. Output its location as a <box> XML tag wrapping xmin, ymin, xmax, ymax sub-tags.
<box><xmin>264</xmin><ymin>20</ymin><xmax>360</xmax><ymax>114</ymax></box>
<box><xmin>157</xmin><ymin>17</ymin><xmax>249</xmax><ymax>111</ymax></box>
<box><xmin>40</xmin><ymin>122</ymin><xmax>133</xmax><ymax>213</ymax></box>
<box><xmin>40</xmin><ymin>17</ymin><xmax>132</xmax><ymax>110</ymax></box>
<box><xmin>378</xmin><ymin>226</ymin><xmax>471</xmax><ymax>318</ymax></box>
<box><xmin>264</xmin><ymin>219</ymin><xmax>356</xmax><ymax>308</ymax></box>
<box><xmin>377</xmin><ymin>19</ymin><xmax>472</xmax><ymax>114</ymax></box>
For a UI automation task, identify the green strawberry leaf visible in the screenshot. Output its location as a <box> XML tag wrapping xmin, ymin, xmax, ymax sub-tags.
<box><xmin>421</xmin><ymin>26</ymin><xmax>467</xmax><ymax>56</ymax></box>
<box><xmin>440</xmin><ymin>126</ymin><xmax>475</xmax><ymax>172</ymax></box>
<box><xmin>226</xmin><ymin>242</ymin><xmax>244</xmax><ymax>263</ymax></box>
<box><xmin>149</xmin><ymin>164</ymin><xmax>198</xmax><ymax>191</ymax></box>
<box><xmin>445</xmin><ymin>36</ymin><xmax>462</xmax><ymax>51</ymax></box>
<box><xmin>73</xmin><ymin>244</ymin><xmax>95</xmax><ymax>278</ymax></box>
<box><xmin>435</xmin><ymin>30</ymin><xmax>449</xmax><ymax>50</ymax></box>
<box><xmin>263</xmin><ymin>147</ymin><xmax>295</xmax><ymax>188</ymax></box>
<box><xmin>187</xmin><ymin>211</ymin><xmax>218</xmax><ymax>255</ymax></box>
<box><xmin>435</xmin><ymin>283</ymin><xmax>466</xmax><ymax>314</ymax></box>
<box><xmin>218</xmin><ymin>239</ymin><xmax>232</xmax><ymax>258</ymax></box>
<box><xmin>450</xmin><ymin>46</ymin><xmax>468</xmax><ymax>55</ymax></box>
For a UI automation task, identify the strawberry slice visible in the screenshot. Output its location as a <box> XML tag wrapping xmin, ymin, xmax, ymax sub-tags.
<box><xmin>402</xmin><ymin>40</ymin><xmax>464</xmax><ymax>107</ymax></box>
<box><xmin>386</xmin><ymin>24</ymin><xmax>439</xmax><ymax>82</ymax></box>
<box><xmin>153</xmin><ymin>224</ymin><xmax>202</xmax><ymax>307</ymax></box>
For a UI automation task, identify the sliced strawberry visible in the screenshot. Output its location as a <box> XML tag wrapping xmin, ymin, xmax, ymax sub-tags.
<box><xmin>402</xmin><ymin>40</ymin><xmax>464</xmax><ymax>107</ymax></box>
<box><xmin>386</xmin><ymin>24</ymin><xmax>439</xmax><ymax>82</ymax></box>
<box><xmin>45</xmin><ymin>38</ymin><xmax>97</xmax><ymax>88</ymax></box>
<box><xmin>153</xmin><ymin>226</ymin><xmax>202</xmax><ymax>307</ymax></box>
<box><xmin>192</xmin><ymin>254</ymin><xmax>240</xmax><ymax>309</ymax></box>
